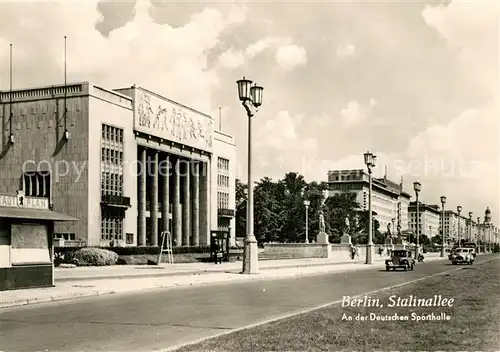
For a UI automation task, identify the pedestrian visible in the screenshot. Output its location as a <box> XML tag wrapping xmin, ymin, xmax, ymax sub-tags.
<box><xmin>214</xmin><ymin>242</ymin><xmax>221</xmax><ymax>264</ymax></box>
<box><xmin>378</xmin><ymin>247</ymin><xmax>383</xmax><ymax>257</ymax></box>
<box><xmin>350</xmin><ymin>245</ymin><xmax>355</xmax><ymax>260</ymax></box>
<box><xmin>216</xmin><ymin>241</ymin><xmax>223</xmax><ymax>264</ymax></box>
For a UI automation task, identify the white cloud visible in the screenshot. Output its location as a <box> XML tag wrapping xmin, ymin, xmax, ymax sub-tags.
<box><xmin>275</xmin><ymin>44</ymin><xmax>308</xmax><ymax>71</ymax></box>
<box><xmin>340</xmin><ymin>98</ymin><xmax>377</xmax><ymax>127</ymax></box>
<box><xmin>421</xmin><ymin>0</ymin><xmax>497</xmax><ymax>96</ymax></box>
<box><xmin>417</xmin><ymin>0</ymin><xmax>499</xmax><ymax>219</ymax></box>
<box><xmin>218</xmin><ymin>49</ymin><xmax>245</xmax><ymax>69</ymax></box>
<box><xmin>256</xmin><ymin>110</ymin><xmax>317</xmax><ymax>152</ymax></box>
<box><xmin>0</xmin><ymin>0</ymin><xmax>247</xmax><ymax>114</ymax></box>
<box><xmin>245</xmin><ymin>37</ymin><xmax>291</xmax><ymax>58</ymax></box>
<box><xmin>336</xmin><ymin>43</ymin><xmax>356</xmax><ymax>58</ymax></box>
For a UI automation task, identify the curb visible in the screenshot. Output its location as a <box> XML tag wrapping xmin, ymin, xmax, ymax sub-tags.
<box><xmin>1</xmin><ymin>256</ymin><xmax>453</xmax><ymax>309</ymax></box>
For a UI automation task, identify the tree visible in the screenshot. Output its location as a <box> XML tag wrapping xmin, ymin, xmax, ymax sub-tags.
<box><xmin>302</xmin><ymin>181</ymin><xmax>328</xmax><ymax>242</ymax></box>
<box><xmin>354</xmin><ymin>210</ymin><xmax>382</xmax><ymax>244</ymax></box>
<box><xmin>254</xmin><ymin>177</ymin><xmax>284</xmax><ymax>242</ymax></box>
<box><xmin>323</xmin><ymin>191</ymin><xmax>362</xmax><ymax>243</ymax></box>
<box><xmin>279</xmin><ymin>173</ymin><xmax>308</xmax><ymax>242</ymax></box>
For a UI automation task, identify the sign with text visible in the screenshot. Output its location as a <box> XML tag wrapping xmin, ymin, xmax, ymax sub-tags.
<box><xmin>133</xmin><ymin>88</ymin><xmax>214</xmax><ymax>152</ymax></box>
<box><xmin>0</xmin><ymin>194</ymin><xmax>49</xmax><ymax>209</ymax></box>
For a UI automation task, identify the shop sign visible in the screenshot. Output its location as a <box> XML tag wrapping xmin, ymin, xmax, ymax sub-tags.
<box><xmin>0</xmin><ymin>191</ymin><xmax>49</xmax><ymax>209</ymax></box>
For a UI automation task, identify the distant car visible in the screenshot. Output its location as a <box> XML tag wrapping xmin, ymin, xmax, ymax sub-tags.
<box><xmin>385</xmin><ymin>249</ymin><xmax>415</xmax><ymax>271</ymax></box>
<box><xmin>449</xmin><ymin>248</ymin><xmax>474</xmax><ymax>265</ymax></box>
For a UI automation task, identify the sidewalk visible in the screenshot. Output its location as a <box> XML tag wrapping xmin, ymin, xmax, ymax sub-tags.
<box><xmin>1</xmin><ymin>254</ymin><xmax>446</xmax><ymax>309</ymax></box>
<box><xmin>55</xmin><ymin>256</ymin><xmax>384</xmax><ymax>282</ymax></box>
<box><xmin>55</xmin><ymin>252</ymin><xmax>444</xmax><ymax>282</ymax></box>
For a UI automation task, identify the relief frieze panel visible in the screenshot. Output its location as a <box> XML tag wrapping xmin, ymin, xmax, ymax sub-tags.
<box><xmin>135</xmin><ymin>90</ymin><xmax>213</xmax><ymax>151</ymax></box>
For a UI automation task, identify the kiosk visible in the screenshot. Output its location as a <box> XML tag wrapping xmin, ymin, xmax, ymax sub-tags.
<box><xmin>0</xmin><ymin>191</ymin><xmax>77</xmax><ymax>291</ymax></box>
<box><xmin>210</xmin><ymin>230</ymin><xmax>230</xmax><ymax>262</ymax></box>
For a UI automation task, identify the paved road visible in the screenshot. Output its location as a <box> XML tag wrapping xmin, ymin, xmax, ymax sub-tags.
<box><xmin>1</xmin><ymin>256</ymin><xmax>496</xmax><ymax>352</ymax></box>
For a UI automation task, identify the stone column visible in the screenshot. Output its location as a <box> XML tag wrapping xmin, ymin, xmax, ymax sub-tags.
<box><xmin>138</xmin><ymin>147</ymin><xmax>147</xmax><ymax>246</ymax></box>
<box><xmin>199</xmin><ymin>161</ymin><xmax>209</xmax><ymax>245</ymax></box>
<box><xmin>161</xmin><ymin>155</ymin><xmax>170</xmax><ymax>241</ymax></box>
<box><xmin>191</xmin><ymin>162</ymin><xmax>200</xmax><ymax>246</ymax></box>
<box><xmin>173</xmin><ymin>158</ymin><xmax>182</xmax><ymax>246</ymax></box>
<box><xmin>150</xmin><ymin>151</ymin><xmax>159</xmax><ymax>246</ymax></box>
<box><xmin>182</xmin><ymin>160</ymin><xmax>191</xmax><ymax>246</ymax></box>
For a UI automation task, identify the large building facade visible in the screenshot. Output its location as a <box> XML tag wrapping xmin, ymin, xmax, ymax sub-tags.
<box><xmin>327</xmin><ymin>169</ymin><xmax>411</xmax><ymax>233</ymax></box>
<box><xmin>408</xmin><ymin>202</ymin><xmax>440</xmax><ymax>239</ymax></box>
<box><xmin>440</xmin><ymin>210</ymin><xmax>459</xmax><ymax>243</ymax></box>
<box><xmin>0</xmin><ymin>82</ymin><xmax>236</xmax><ymax>247</ymax></box>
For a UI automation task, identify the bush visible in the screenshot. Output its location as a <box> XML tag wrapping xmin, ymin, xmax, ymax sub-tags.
<box><xmin>68</xmin><ymin>247</ymin><xmax>118</xmax><ymax>266</ymax></box>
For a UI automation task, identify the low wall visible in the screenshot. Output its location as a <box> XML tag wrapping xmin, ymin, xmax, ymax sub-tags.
<box><xmin>262</xmin><ymin>243</ymin><xmax>328</xmax><ymax>258</ymax></box>
<box><xmin>262</xmin><ymin>243</ymin><xmax>392</xmax><ymax>261</ymax></box>
<box><xmin>260</xmin><ymin>243</ymin><xmax>446</xmax><ymax>262</ymax></box>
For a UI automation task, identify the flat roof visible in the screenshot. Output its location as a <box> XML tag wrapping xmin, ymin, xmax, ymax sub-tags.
<box><xmin>0</xmin><ymin>207</ymin><xmax>78</xmax><ymax>221</ymax></box>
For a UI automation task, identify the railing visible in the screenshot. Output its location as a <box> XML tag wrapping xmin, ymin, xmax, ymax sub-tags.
<box><xmin>53</xmin><ymin>239</ymin><xmax>86</xmax><ymax>248</ymax></box>
<box><xmin>101</xmin><ymin>194</ymin><xmax>131</xmax><ymax>207</ymax></box>
<box><xmin>218</xmin><ymin>208</ymin><xmax>235</xmax><ymax>217</ymax></box>
<box><xmin>0</xmin><ymin>84</ymin><xmax>84</xmax><ymax>101</ymax></box>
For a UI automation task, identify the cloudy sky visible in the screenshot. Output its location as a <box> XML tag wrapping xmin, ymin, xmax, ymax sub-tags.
<box><xmin>0</xmin><ymin>0</ymin><xmax>498</xmax><ymax>223</ymax></box>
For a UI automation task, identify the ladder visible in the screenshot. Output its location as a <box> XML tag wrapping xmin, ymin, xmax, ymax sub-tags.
<box><xmin>158</xmin><ymin>231</ymin><xmax>174</xmax><ymax>265</ymax></box>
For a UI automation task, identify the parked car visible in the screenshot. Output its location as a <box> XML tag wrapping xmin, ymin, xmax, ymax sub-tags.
<box><xmin>385</xmin><ymin>250</ymin><xmax>415</xmax><ymax>271</ymax></box>
<box><xmin>449</xmin><ymin>248</ymin><xmax>474</xmax><ymax>265</ymax></box>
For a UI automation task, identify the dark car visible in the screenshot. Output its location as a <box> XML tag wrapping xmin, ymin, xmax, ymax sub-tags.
<box><xmin>385</xmin><ymin>249</ymin><xmax>415</xmax><ymax>271</ymax></box>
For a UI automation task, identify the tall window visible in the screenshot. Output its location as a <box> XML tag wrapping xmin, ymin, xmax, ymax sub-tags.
<box><xmin>23</xmin><ymin>172</ymin><xmax>50</xmax><ymax>197</ymax></box>
<box><xmin>100</xmin><ymin>208</ymin><xmax>124</xmax><ymax>241</ymax></box>
<box><xmin>216</xmin><ymin>157</ymin><xmax>230</xmax><ymax>210</ymax></box>
<box><xmin>101</xmin><ymin>124</ymin><xmax>124</xmax><ymax>241</ymax></box>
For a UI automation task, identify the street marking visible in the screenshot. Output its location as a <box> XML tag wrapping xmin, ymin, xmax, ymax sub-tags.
<box><xmin>160</xmin><ymin>257</ymin><xmax>498</xmax><ymax>352</ymax></box>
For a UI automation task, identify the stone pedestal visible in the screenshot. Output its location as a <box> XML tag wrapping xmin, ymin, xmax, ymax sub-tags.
<box><xmin>340</xmin><ymin>234</ymin><xmax>352</xmax><ymax>245</ymax></box>
<box><xmin>384</xmin><ymin>237</ymin><xmax>393</xmax><ymax>246</ymax></box>
<box><xmin>317</xmin><ymin>232</ymin><xmax>329</xmax><ymax>244</ymax></box>
<box><xmin>242</xmin><ymin>237</ymin><xmax>259</xmax><ymax>274</ymax></box>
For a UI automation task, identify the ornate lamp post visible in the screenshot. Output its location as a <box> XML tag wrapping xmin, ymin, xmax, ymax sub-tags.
<box><xmin>413</xmin><ymin>181</ymin><xmax>421</xmax><ymax>258</ymax></box>
<box><xmin>477</xmin><ymin>216</ymin><xmax>481</xmax><ymax>253</ymax></box>
<box><xmin>236</xmin><ymin>77</ymin><xmax>263</xmax><ymax>275</ymax></box>
<box><xmin>457</xmin><ymin>205</ymin><xmax>462</xmax><ymax>246</ymax></box>
<box><xmin>468</xmin><ymin>212</ymin><xmax>473</xmax><ymax>242</ymax></box>
<box><xmin>363</xmin><ymin>151</ymin><xmax>376</xmax><ymax>264</ymax></box>
<box><xmin>440</xmin><ymin>196</ymin><xmax>446</xmax><ymax>257</ymax></box>
<box><xmin>304</xmin><ymin>199</ymin><xmax>310</xmax><ymax>243</ymax></box>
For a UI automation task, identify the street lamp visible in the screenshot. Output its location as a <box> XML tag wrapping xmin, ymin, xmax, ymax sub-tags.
<box><xmin>236</xmin><ymin>77</ymin><xmax>264</xmax><ymax>275</ymax></box>
<box><xmin>440</xmin><ymin>196</ymin><xmax>446</xmax><ymax>257</ymax></box>
<box><xmin>468</xmin><ymin>212</ymin><xmax>473</xmax><ymax>242</ymax></box>
<box><xmin>363</xmin><ymin>151</ymin><xmax>376</xmax><ymax>264</ymax></box>
<box><xmin>413</xmin><ymin>181</ymin><xmax>421</xmax><ymax>258</ymax></box>
<box><xmin>391</xmin><ymin>218</ymin><xmax>395</xmax><ymax>236</ymax></box>
<box><xmin>477</xmin><ymin>216</ymin><xmax>481</xmax><ymax>253</ymax></box>
<box><xmin>304</xmin><ymin>200</ymin><xmax>310</xmax><ymax>243</ymax></box>
<box><xmin>457</xmin><ymin>205</ymin><xmax>462</xmax><ymax>246</ymax></box>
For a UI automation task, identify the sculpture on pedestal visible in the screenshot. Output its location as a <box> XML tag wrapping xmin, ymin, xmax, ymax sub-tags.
<box><xmin>341</xmin><ymin>216</ymin><xmax>352</xmax><ymax>245</ymax></box>
<box><xmin>319</xmin><ymin>211</ymin><xmax>326</xmax><ymax>233</ymax></box>
<box><xmin>385</xmin><ymin>222</ymin><xmax>393</xmax><ymax>245</ymax></box>
<box><xmin>316</xmin><ymin>210</ymin><xmax>329</xmax><ymax>244</ymax></box>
